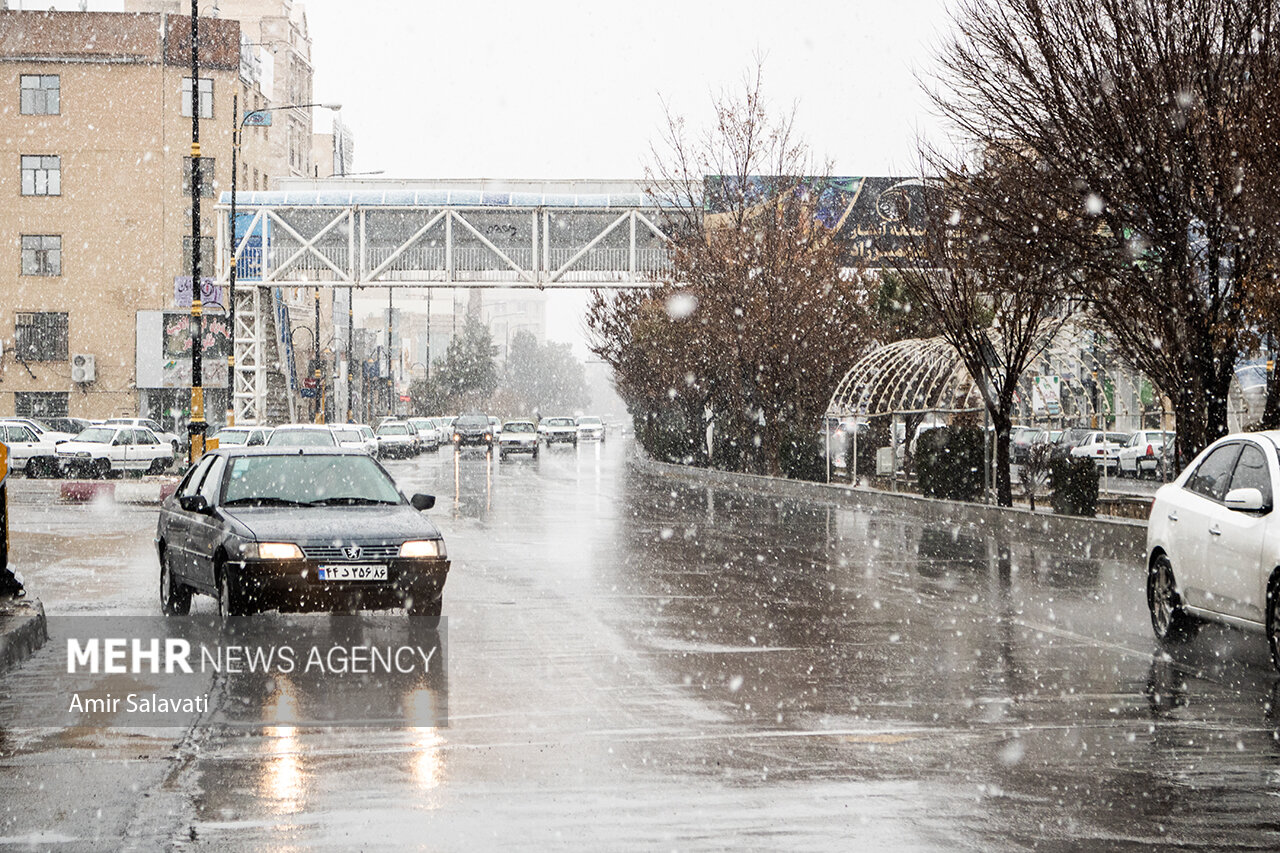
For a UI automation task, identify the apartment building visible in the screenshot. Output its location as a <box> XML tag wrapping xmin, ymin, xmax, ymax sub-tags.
<box><xmin>0</xmin><ymin>4</ymin><xmax>332</xmax><ymax>429</ymax></box>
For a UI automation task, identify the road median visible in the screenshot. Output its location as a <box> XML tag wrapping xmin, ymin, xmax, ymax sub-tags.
<box><xmin>0</xmin><ymin>597</ymin><xmax>47</xmax><ymax>675</ymax></box>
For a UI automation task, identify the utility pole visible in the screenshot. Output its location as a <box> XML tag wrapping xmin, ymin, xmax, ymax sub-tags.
<box><xmin>187</xmin><ymin>0</ymin><xmax>206</xmax><ymax>463</ymax></box>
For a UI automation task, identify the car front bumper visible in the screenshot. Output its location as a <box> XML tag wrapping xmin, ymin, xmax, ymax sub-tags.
<box><xmin>500</xmin><ymin>440</ymin><xmax>538</xmax><ymax>454</ymax></box>
<box><xmin>543</xmin><ymin>432</ymin><xmax>576</xmax><ymax>443</ymax></box>
<box><xmin>231</xmin><ymin>556</ymin><xmax>451</xmax><ymax>613</ymax></box>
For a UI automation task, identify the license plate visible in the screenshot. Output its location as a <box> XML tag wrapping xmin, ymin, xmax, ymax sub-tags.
<box><xmin>317</xmin><ymin>564</ymin><xmax>388</xmax><ymax>581</ymax></box>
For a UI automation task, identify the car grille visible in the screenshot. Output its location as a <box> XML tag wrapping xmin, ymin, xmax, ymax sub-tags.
<box><xmin>302</xmin><ymin>544</ymin><xmax>400</xmax><ymax>561</ymax></box>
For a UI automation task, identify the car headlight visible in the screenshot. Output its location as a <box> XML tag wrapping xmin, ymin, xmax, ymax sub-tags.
<box><xmin>452</xmin><ymin>434</ymin><xmax>461</xmax><ymax>442</ymax></box>
<box><xmin>257</xmin><ymin>542</ymin><xmax>304</xmax><ymax>560</ymax></box>
<box><xmin>400</xmin><ymin>539</ymin><xmax>445</xmax><ymax>558</ymax></box>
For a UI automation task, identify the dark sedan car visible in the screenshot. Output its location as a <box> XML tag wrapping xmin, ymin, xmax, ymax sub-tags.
<box><xmin>155</xmin><ymin>447</ymin><xmax>450</xmax><ymax>627</ymax></box>
<box><xmin>450</xmin><ymin>413</ymin><xmax>494</xmax><ymax>451</ymax></box>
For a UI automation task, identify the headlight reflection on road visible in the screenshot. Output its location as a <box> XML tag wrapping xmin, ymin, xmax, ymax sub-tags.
<box><xmin>405</xmin><ymin>689</ymin><xmax>446</xmax><ymax>791</ymax></box>
<box><xmin>262</xmin><ymin>686</ymin><xmax>304</xmax><ymax>810</ymax></box>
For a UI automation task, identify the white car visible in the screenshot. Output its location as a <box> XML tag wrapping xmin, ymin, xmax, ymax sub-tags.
<box><xmin>498</xmin><ymin>420</ymin><xmax>540</xmax><ymax>459</ymax></box>
<box><xmin>1146</xmin><ymin>431</ymin><xmax>1280</xmax><ymax>670</ymax></box>
<box><xmin>576</xmin><ymin>415</ymin><xmax>606</xmax><ymax>442</ymax></box>
<box><xmin>104</xmin><ymin>417</ymin><xmax>183</xmax><ymax>456</ymax></box>
<box><xmin>56</xmin><ymin>424</ymin><xmax>174</xmax><ymax>478</ymax></box>
<box><xmin>1069</xmin><ymin>430</ymin><xmax>1128</xmax><ymax>471</ymax></box>
<box><xmin>331</xmin><ymin>425</ymin><xmax>378</xmax><ymax>456</ymax></box>
<box><xmin>408</xmin><ymin>417</ymin><xmax>441</xmax><ymax>451</ymax></box>
<box><xmin>1118</xmin><ymin>430</ymin><xmax>1175</xmax><ymax>478</ymax></box>
<box><xmin>7</xmin><ymin>416</ymin><xmax>76</xmax><ymax>446</ymax></box>
<box><xmin>210</xmin><ymin>426</ymin><xmax>271</xmax><ymax>448</ymax></box>
<box><xmin>265</xmin><ymin>424</ymin><xmax>339</xmax><ymax>448</ymax></box>
<box><xmin>539</xmin><ymin>416</ymin><xmax>578</xmax><ymax>446</ymax></box>
<box><xmin>0</xmin><ymin>419</ymin><xmax>65</xmax><ymax>477</ymax></box>
<box><xmin>375</xmin><ymin>421</ymin><xmax>417</xmax><ymax>458</ymax></box>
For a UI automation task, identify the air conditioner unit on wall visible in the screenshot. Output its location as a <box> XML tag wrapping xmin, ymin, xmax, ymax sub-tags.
<box><xmin>71</xmin><ymin>353</ymin><xmax>96</xmax><ymax>383</ymax></box>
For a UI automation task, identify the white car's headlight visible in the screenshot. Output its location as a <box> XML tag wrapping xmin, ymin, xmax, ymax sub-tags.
<box><xmin>400</xmin><ymin>539</ymin><xmax>445</xmax><ymax>559</ymax></box>
<box><xmin>258</xmin><ymin>542</ymin><xmax>304</xmax><ymax>560</ymax></box>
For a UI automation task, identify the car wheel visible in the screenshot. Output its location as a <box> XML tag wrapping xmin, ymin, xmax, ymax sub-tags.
<box><xmin>147</xmin><ymin>458</ymin><xmax>167</xmax><ymax>476</ymax></box>
<box><xmin>408</xmin><ymin>595</ymin><xmax>443</xmax><ymax>630</ymax></box>
<box><xmin>1147</xmin><ymin>552</ymin><xmax>1198</xmax><ymax>643</ymax></box>
<box><xmin>532</xmin><ymin>448</ymin><xmax>539</xmax><ymax>460</ymax></box>
<box><xmin>217</xmin><ymin>563</ymin><xmax>245</xmax><ymax>628</ymax></box>
<box><xmin>93</xmin><ymin>458</ymin><xmax>111</xmax><ymax>479</ymax></box>
<box><xmin>160</xmin><ymin>547</ymin><xmax>192</xmax><ymax>616</ymax></box>
<box><xmin>24</xmin><ymin>458</ymin><xmax>45</xmax><ymax>479</ymax></box>
<box><xmin>1267</xmin><ymin>574</ymin><xmax>1280</xmax><ymax>674</ymax></box>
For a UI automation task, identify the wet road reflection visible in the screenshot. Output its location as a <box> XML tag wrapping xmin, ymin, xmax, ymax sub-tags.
<box><xmin>2</xmin><ymin>439</ymin><xmax>1280</xmax><ymax>849</ymax></box>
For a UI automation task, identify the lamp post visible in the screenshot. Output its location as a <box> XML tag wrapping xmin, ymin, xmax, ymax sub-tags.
<box><xmin>227</xmin><ymin>100</ymin><xmax>341</xmax><ymax>427</ymax></box>
<box><xmin>188</xmin><ymin>0</ymin><xmax>204</xmax><ymax>464</ymax></box>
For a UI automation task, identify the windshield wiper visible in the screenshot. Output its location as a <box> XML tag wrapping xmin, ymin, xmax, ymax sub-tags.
<box><xmin>222</xmin><ymin>497</ymin><xmax>310</xmax><ymax>507</ymax></box>
<box><xmin>306</xmin><ymin>497</ymin><xmax>399</xmax><ymax>506</ymax></box>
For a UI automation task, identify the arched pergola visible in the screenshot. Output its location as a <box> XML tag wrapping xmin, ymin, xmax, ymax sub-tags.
<box><xmin>827</xmin><ymin>336</ymin><xmax>983</xmax><ymax>418</ymax></box>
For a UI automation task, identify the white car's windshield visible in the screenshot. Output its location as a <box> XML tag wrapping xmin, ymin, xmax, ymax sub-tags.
<box><xmin>74</xmin><ymin>427</ymin><xmax>115</xmax><ymax>443</ymax></box>
<box><xmin>222</xmin><ymin>454</ymin><xmax>402</xmax><ymax>506</ymax></box>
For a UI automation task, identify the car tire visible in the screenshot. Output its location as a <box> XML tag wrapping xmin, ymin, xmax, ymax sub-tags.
<box><xmin>408</xmin><ymin>595</ymin><xmax>443</xmax><ymax>630</ymax></box>
<box><xmin>1147</xmin><ymin>552</ymin><xmax>1198</xmax><ymax>644</ymax></box>
<box><xmin>532</xmin><ymin>448</ymin><xmax>539</xmax><ymax>460</ymax></box>
<box><xmin>24</xmin><ymin>458</ymin><xmax>51</xmax><ymax>479</ymax></box>
<box><xmin>147</xmin><ymin>458</ymin><xmax>167</xmax><ymax>476</ymax></box>
<box><xmin>160</xmin><ymin>547</ymin><xmax>192</xmax><ymax>616</ymax></box>
<box><xmin>217</xmin><ymin>563</ymin><xmax>245</xmax><ymax>628</ymax></box>
<box><xmin>1267</xmin><ymin>574</ymin><xmax>1280</xmax><ymax>674</ymax></box>
<box><xmin>93</xmin><ymin>457</ymin><xmax>111</xmax><ymax>479</ymax></box>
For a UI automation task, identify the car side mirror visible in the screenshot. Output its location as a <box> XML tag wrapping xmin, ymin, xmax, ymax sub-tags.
<box><xmin>178</xmin><ymin>494</ymin><xmax>211</xmax><ymax>514</ymax></box>
<box><xmin>1225</xmin><ymin>488</ymin><xmax>1267</xmax><ymax>512</ymax></box>
<box><xmin>410</xmin><ymin>493</ymin><xmax>435</xmax><ymax>511</ymax></box>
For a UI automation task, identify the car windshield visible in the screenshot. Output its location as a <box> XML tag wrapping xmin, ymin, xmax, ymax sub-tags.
<box><xmin>378</xmin><ymin>424</ymin><xmax>409</xmax><ymax>435</ymax></box>
<box><xmin>578</xmin><ymin>417</ymin><xmax>601</xmax><ymax>425</ymax></box>
<box><xmin>546</xmin><ymin>418</ymin><xmax>574</xmax><ymax>427</ymax></box>
<box><xmin>214</xmin><ymin>430</ymin><xmax>249</xmax><ymax>446</ymax></box>
<box><xmin>455</xmin><ymin>416</ymin><xmax>488</xmax><ymax>428</ymax></box>
<box><xmin>505</xmin><ymin>422</ymin><xmax>535</xmax><ymax>433</ymax></box>
<box><xmin>332</xmin><ymin>428</ymin><xmax>361</xmax><ymax>442</ymax></box>
<box><xmin>74</xmin><ymin>427</ymin><xmax>115</xmax><ymax>443</ymax></box>
<box><xmin>222</xmin><ymin>454</ymin><xmax>403</xmax><ymax>506</ymax></box>
<box><xmin>266</xmin><ymin>429</ymin><xmax>336</xmax><ymax>447</ymax></box>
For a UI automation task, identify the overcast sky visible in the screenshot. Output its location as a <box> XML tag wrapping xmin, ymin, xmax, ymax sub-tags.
<box><xmin>302</xmin><ymin>0</ymin><xmax>957</xmax><ymax>179</ymax></box>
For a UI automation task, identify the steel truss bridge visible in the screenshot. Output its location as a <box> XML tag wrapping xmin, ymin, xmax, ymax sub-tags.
<box><xmin>212</xmin><ymin>181</ymin><xmax>675</xmax><ymax>424</ymax></box>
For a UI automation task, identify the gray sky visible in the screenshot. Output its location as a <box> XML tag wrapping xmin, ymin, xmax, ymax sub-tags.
<box><xmin>303</xmin><ymin>0</ymin><xmax>956</xmax><ymax>179</ymax></box>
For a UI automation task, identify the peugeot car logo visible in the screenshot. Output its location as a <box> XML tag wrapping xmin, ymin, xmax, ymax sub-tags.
<box><xmin>342</xmin><ymin>545</ymin><xmax>363</xmax><ymax>560</ymax></box>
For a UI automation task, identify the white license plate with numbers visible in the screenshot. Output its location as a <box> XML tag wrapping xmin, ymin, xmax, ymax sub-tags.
<box><xmin>317</xmin><ymin>564</ymin><xmax>388</xmax><ymax>581</ymax></box>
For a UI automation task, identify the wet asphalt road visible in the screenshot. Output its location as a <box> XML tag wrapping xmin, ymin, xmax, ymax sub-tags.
<box><xmin>2</xmin><ymin>438</ymin><xmax>1280</xmax><ymax>851</ymax></box>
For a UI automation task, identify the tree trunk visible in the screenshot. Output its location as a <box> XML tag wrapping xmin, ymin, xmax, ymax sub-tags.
<box><xmin>992</xmin><ymin>409</ymin><xmax>1013</xmax><ymax>507</ymax></box>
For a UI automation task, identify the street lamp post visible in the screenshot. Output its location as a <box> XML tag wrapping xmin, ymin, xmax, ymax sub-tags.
<box><xmin>226</xmin><ymin>100</ymin><xmax>340</xmax><ymax>427</ymax></box>
<box><xmin>188</xmin><ymin>0</ymin><xmax>205</xmax><ymax>465</ymax></box>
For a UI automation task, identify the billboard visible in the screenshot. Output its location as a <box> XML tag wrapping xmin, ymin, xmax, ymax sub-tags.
<box><xmin>703</xmin><ymin>176</ymin><xmax>930</xmax><ymax>266</ymax></box>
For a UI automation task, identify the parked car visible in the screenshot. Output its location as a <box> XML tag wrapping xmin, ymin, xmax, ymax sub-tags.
<box><xmin>7</xmin><ymin>417</ymin><xmax>77</xmax><ymax>447</ymax></box>
<box><xmin>1051</xmin><ymin>427</ymin><xmax>1096</xmax><ymax>461</ymax></box>
<box><xmin>1010</xmin><ymin>426</ymin><xmax>1041</xmax><ymax>464</ymax></box>
<box><xmin>498</xmin><ymin>420</ymin><xmax>540</xmax><ymax>459</ymax></box>
<box><xmin>0</xmin><ymin>419</ymin><xmax>65</xmax><ymax>477</ymax></box>
<box><xmin>451</xmin><ymin>413</ymin><xmax>495</xmax><ymax>451</ymax></box>
<box><xmin>407</xmin><ymin>417</ymin><xmax>441</xmax><ymax>452</ymax></box>
<box><xmin>1069</xmin><ymin>430</ymin><xmax>1128</xmax><ymax>471</ymax></box>
<box><xmin>56</xmin><ymin>424</ymin><xmax>174</xmax><ymax>478</ymax></box>
<box><xmin>375</xmin><ymin>421</ymin><xmax>418</xmax><ymax>458</ymax></box>
<box><xmin>1117</xmin><ymin>430</ymin><xmax>1175</xmax><ymax>478</ymax></box>
<box><xmin>539</xmin><ymin>416</ymin><xmax>578</xmax><ymax>445</ymax></box>
<box><xmin>210</xmin><ymin>426</ymin><xmax>271</xmax><ymax>449</ymax></box>
<box><xmin>488</xmin><ymin>416</ymin><xmax>503</xmax><ymax>439</ymax></box>
<box><xmin>155</xmin><ymin>447</ymin><xmax>450</xmax><ymax>626</ymax></box>
<box><xmin>40</xmin><ymin>417</ymin><xmax>94</xmax><ymax>436</ymax></box>
<box><xmin>104</xmin><ymin>417</ymin><xmax>183</xmax><ymax>456</ymax></box>
<box><xmin>331</xmin><ymin>425</ymin><xmax>378</xmax><ymax>456</ymax></box>
<box><xmin>576</xmin><ymin>415</ymin><xmax>606</xmax><ymax>442</ymax></box>
<box><xmin>1146</xmin><ymin>431</ymin><xmax>1280</xmax><ymax>670</ymax></box>
<box><xmin>265</xmin><ymin>424</ymin><xmax>339</xmax><ymax>448</ymax></box>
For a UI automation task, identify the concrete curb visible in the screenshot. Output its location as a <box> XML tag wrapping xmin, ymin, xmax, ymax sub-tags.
<box><xmin>629</xmin><ymin>452</ymin><xmax>1147</xmax><ymax>561</ymax></box>
<box><xmin>59</xmin><ymin>480</ymin><xmax>177</xmax><ymax>504</ymax></box>
<box><xmin>0</xmin><ymin>597</ymin><xmax>48</xmax><ymax>675</ymax></box>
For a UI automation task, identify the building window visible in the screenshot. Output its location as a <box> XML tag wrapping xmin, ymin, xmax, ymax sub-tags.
<box><xmin>181</xmin><ymin>77</ymin><xmax>213</xmax><ymax>118</ymax></box>
<box><xmin>20</xmin><ymin>75</ymin><xmax>59</xmax><ymax>115</ymax></box>
<box><xmin>182</xmin><ymin>157</ymin><xmax>215</xmax><ymax>197</ymax></box>
<box><xmin>15</xmin><ymin>391</ymin><xmax>68</xmax><ymax>419</ymax></box>
<box><xmin>21</xmin><ymin>235</ymin><xmax>61</xmax><ymax>276</ymax></box>
<box><xmin>182</xmin><ymin>236</ymin><xmax>214</xmax><ymax>279</ymax></box>
<box><xmin>15</xmin><ymin>312</ymin><xmax>68</xmax><ymax>362</ymax></box>
<box><xmin>21</xmin><ymin>155</ymin><xmax>60</xmax><ymax>196</ymax></box>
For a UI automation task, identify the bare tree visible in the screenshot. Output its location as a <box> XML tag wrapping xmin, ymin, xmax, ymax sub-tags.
<box><xmin>930</xmin><ymin>0</ymin><xmax>1280</xmax><ymax>466</ymax></box>
<box><xmin>893</xmin><ymin>152</ymin><xmax>1070</xmax><ymax>506</ymax></box>
<box><xmin>589</xmin><ymin>63</ymin><xmax>873</xmax><ymax>475</ymax></box>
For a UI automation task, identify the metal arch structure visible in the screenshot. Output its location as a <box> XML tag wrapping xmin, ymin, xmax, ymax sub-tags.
<box><xmin>827</xmin><ymin>336</ymin><xmax>983</xmax><ymax>418</ymax></box>
<box><xmin>212</xmin><ymin>183</ymin><xmax>676</xmax><ymax>425</ymax></box>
